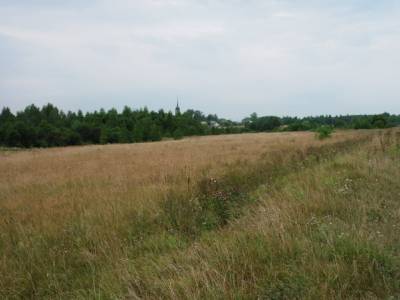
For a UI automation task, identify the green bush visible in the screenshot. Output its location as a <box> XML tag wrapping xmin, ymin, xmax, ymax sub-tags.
<box><xmin>315</xmin><ymin>125</ymin><xmax>333</xmax><ymax>140</ymax></box>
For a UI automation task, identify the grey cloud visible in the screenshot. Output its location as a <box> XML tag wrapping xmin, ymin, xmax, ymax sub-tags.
<box><xmin>0</xmin><ymin>0</ymin><xmax>399</xmax><ymax>119</ymax></box>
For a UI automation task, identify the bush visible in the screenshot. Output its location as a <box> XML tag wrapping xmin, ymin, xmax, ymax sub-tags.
<box><xmin>315</xmin><ymin>125</ymin><xmax>333</xmax><ymax>140</ymax></box>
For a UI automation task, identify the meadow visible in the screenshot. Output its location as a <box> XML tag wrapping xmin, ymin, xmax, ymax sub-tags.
<box><xmin>0</xmin><ymin>129</ymin><xmax>399</xmax><ymax>299</ymax></box>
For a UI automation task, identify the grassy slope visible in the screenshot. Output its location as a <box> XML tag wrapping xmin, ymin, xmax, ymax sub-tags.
<box><xmin>146</xmin><ymin>132</ymin><xmax>400</xmax><ymax>299</ymax></box>
<box><xmin>1</xmin><ymin>130</ymin><xmax>399</xmax><ymax>299</ymax></box>
<box><xmin>120</xmin><ymin>130</ymin><xmax>400</xmax><ymax>299</ymax></box>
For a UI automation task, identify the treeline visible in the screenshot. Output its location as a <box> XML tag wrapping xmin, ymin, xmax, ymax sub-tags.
<box><xmin>0</xmin><ymin>104</ymin><xmax>241</xmax><ymax>148</ymax></box>
<box><xmin>243</xmin><ymin>112</ymin><xmax>400</xmax><ymax>132</ymax></box>
<box><xmin>0</xmin><ymin>103</ymin><xmax>399</xmax><ymax>148</ymax></box>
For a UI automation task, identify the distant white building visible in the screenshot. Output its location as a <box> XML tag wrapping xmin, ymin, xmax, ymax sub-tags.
<box><xmin>200</xmin><ymin>120</ymin><xmax>220</xmax><ymax>128</ymax></box>
<box><xmin>210</xmin><ymin>121</ymin><xmax>220</xmax><ymax>128</ymax></box>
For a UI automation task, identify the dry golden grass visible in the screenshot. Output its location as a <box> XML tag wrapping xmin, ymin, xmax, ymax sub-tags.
<box><xmin>1</xmin><ymin>129</ymin><xmax>398</xmax><ymax>299</ymax></box>
<box><xmin>0</xmin><ymin>131</ymin><xmax>360</xmax><ymax>231</ymax></box>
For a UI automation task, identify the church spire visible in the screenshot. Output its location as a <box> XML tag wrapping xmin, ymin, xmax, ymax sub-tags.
<box><xmin>175</xmin><ymin>97</ymin><xmax>181</xmax><ymax>115</ymax></box>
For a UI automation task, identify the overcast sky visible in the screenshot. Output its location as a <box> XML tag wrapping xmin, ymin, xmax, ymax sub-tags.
<box><xmin>1</xmin><ymin>0</ymin><xmax>399</xmax><ymax>120</ymax></box>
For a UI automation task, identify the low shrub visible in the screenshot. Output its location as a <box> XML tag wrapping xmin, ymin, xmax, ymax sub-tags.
<box><xmin>315</xmin><ymin>125</ymin><xmax>333</xmax><ymax>140</ymax></box>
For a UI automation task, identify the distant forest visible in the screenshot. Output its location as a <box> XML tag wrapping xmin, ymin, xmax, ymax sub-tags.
<box><xmin>0</xmin><ymin>103</ymin><xmax>399</xmax><ymax>148</ymax></box>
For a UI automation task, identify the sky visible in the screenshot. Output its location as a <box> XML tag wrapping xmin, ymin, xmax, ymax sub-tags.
<box><xmin>0</xmin><ymin>0</ymin><xmax>400</xmax><ymax>120</ymax></box>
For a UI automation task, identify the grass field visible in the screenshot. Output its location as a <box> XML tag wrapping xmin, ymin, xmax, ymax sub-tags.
<box><xmin>1</xmin><ymin>129</ymin><xmax>399</xmax><ymax>299</ymax></box>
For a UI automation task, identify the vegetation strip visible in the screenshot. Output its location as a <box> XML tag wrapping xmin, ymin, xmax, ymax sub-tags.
<box><xmin>161</xmin><ymin>134</ymin><xmax>371</xmax><ymax>238</ymax></box>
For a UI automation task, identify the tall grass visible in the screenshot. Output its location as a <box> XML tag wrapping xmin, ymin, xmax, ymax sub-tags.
<box><xmin>123</xmin><ymin>129</ymin><xmax>400</xmax><ymax>299</ymax></box>
<box><xmin>1</xmin><ymin>130</ymin><xmax>399</xmax><ymax>299</ymax></box>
